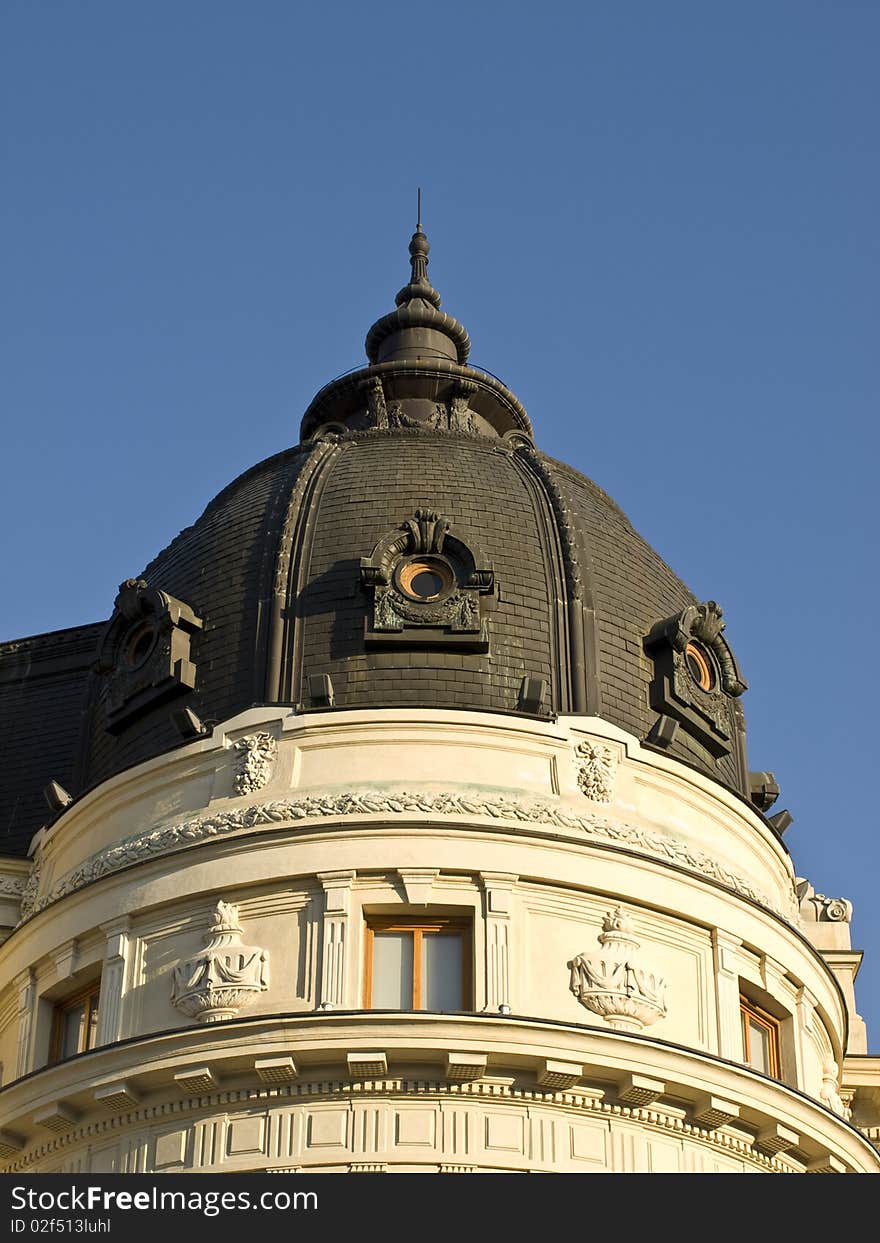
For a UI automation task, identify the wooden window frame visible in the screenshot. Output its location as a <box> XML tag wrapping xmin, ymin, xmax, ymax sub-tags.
<box><xmin>50</xmin><ymin>981</ymin><xmax>101</xmax><ymax>1064</ymax></box>
<box><xmin>740</xmin><ymin>994</ymin><xmax>781</xmax><ymax>1078</ymax></box>
<box><xmin>363</xmin><ymin>917</ymin><xmax>471</xmax><ymax>1011</ymax></box>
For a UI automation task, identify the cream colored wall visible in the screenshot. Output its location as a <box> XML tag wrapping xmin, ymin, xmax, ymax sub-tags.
<box><xmin>0</xmin><ymin>706</ymin><xmax>875</xmax><ymax>1173</ymax></box>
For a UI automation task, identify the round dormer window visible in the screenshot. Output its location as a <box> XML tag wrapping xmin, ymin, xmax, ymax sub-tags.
<box><xmin>396</xmin><ymin>558</ymin><xmax>454</xmax><ymax>602</ymax></box>
<box><xmin>685</xmin><ymin>640</ymin><xmax>716</xmax><ymax>692</ymax></box>
<box><xmin>125</xmin><ymin>622</ymin><xmax>157</xmax><ymax>669</ymax></box>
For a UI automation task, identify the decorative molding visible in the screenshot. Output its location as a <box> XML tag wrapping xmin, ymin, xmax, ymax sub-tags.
<box><xmin>255</xmin><ymin>1057</ymin><xmax>298</xmax><ymax>1085</ymax></box>
<box><xmin>347</xmin><ymin>1052</ymin><xmax>388</xmax><ymax>1078</ymax></box>
<box><xmin>515</xmin><ymin>448</ymin><xmax>583</xmax><ymax>603</ymax></box>
<box><xmin>173</xmin><ymin>1067</ymin><xmax>218</xmax><ymax>1096</ymax></box>
<box><xmin>95</xmin><ymin>917</ymin><xmax>131</xmax><ymax>1047</ymax></box>
<box><xmin>575</xmin><ymin>741</ymin><xmax>616</xmax><ymax>803</ymax></box>
<box><xmin>568</xmin><ymin>907</ymin><xmax>668</xmax><ymax>1032</ymax></box>
<box><xmin>33</xmin><ymin>1104</ymin><xmax>78</xmax><ymax>1134</ymax></box>
<box><xmin>755</xmin><ymin>1123</ymin><xmax>799</xmax><ymax>1155</ymax></box>
<box><xmin>0</xmin><ymin>1076</ymin><xmax>812</xmax><ymax>1176</ymax></box>
<box><xmin>692</xmin><ymin>1095</ymin><xmax>740</xmax><ymax>1130</ymax></box>
<box><xmin>170</xmin><ymin>902</ymin><xmax>269</xmax><ymax>1024</ymax></box>
<box><xmin>19</xmin><ymin>790</ymin><xmax>788</xmax><ymax>923</ymax></box>
<box><xmin>0</xmin><ymin>875</ymin><xmax>26</xmax><ymax>898</ymax></box>
<box><xmin>233</xmin><ymin>733</ymin><xmax>277</xmax><ymax>796</ymax></box>
<box><xmin>398</xmin><ymin>868</ymin><xmax>438</xmax><ymax>905</ymax></box>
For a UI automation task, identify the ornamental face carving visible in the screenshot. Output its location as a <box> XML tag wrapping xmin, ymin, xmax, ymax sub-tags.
<box><xmin>644</xmin><ymin>600</ymin><xmax>747</xmax><ymax>759</ymax></box>
<box><xmin>575</xmin><ymin>741</ymin><xmax>616</xmax><ymax>803</ymax></box>
<box><xmin>170</xmin><ymin>901</ymin><xmax>268</xmax><ymax>1024</ymax></box>
<box><xmin>360</xmin><ymin>508</ymin><xmax>494</xmax><ymax>652</ymax></box>
<box><xmin>95</xmin><ymin>578</ymin><xmax>203</xmax><ymax>733</ymax></box>
<box><xmin>567</xmin><ymin>907</ymin><xmax>668</xmax><ymax>1032</ymax></box>
<box><xmin>233</xmin><ymin>732</ymin><xmax>277</xmax><ymax>795</ymax></box>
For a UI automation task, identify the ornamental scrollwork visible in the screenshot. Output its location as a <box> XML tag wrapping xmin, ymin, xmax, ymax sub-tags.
<box><xmin>795</xmin><ymin>878</ymin><xmax>853</xmax><ymax>925</ymax></box>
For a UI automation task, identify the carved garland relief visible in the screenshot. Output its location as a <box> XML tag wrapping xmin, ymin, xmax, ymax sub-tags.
<box><xmin>18</xmin><ymin>790</ymin><xmax>789</xmax><ymax>923</ymax></box>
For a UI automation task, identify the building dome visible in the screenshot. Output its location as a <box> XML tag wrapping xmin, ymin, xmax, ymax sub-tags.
<box><xmin>0</xmin><ymin>222</ymin><xmax>878</xmax><ymax>1177</ymax></box>
<box><xmin>77</xmin><ymin>225</ymin><xmax>749</xmax><ymax>805</ymax></box>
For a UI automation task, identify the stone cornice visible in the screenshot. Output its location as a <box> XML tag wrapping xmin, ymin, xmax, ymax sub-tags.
<box><xmin>0</xmin><ymin>1012</ymin><xmax>874</xmax><ymax>1173</ymax></box>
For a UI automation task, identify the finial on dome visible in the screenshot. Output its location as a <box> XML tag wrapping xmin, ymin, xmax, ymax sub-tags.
<box><xmin>364</xmin><ymin>206</ymin><xmax>470</xmax><ymax>365</ymax></box>
<box><xmin>395</xmin><ymin>190</ymin><xmax>441</xmax><ymax>309</ymax></box>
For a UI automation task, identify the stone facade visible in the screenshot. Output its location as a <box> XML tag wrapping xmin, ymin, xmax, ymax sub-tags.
<box><xmin>0</xmin><ymin>706</ymin><xmax>877</xmax><ymax>1173</ymax></box>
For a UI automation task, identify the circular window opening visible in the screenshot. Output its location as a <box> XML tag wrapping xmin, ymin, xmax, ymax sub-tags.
<box><xmin>398</xmin><ymin>559</ymin><xmax>454</xmax><ymax>602</ymax></box>
<box><xmin>685</xmin><ymin>640</ymin><xmax>716</xmax><ymax>692</ymax></box>
<box><xmin>125</xmin><ymin>622</ymin><xmax>157</xmax><ymax>669</ymax></box>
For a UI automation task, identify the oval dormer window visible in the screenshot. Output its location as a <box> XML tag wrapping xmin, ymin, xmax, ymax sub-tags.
<box><xmin>685</xmin><ymin>640</ymin><xmax>716</xmax><ymax>692</ymax></box>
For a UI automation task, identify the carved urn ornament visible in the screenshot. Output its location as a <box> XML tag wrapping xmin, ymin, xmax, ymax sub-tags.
<box><xmin>567</xmin><ymin>907</ymin><xmax>668</xmax><ymax>1032</ymax></box>
<box><xmin>171</xmin><ymin>901</ymin><xmax>269</xmax><ymax>1024</ymax></box>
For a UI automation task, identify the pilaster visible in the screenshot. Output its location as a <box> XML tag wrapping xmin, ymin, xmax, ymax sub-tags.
<box><xmin>480</xmin><ymin>872</ymin><xmax>517</xmax><ymax>1014</ymax></box>
<box><xmin>14</xmin><ymin>969</ymin><xmax>36</xmax><ymax>1078</ymax></box>
<box><xmin>96</xmin><ymin>917</ymin><xmax>132</xmax><ymax>1046</ymax></box>
<box><xmin>712</xmin><ymin>929</ymin><xmax>742</xmax><ymax>1059</ymax></box>
<box><xmin>318</xmin><ymin>870</ymin><xmax>356</xmax><ymax>1010</ymax></box>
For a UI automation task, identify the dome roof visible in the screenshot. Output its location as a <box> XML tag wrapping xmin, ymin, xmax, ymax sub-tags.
<box><xmin>78</xmin><ymin>225</ymin><xmax>752</xmax><ymax>803</ymax></box>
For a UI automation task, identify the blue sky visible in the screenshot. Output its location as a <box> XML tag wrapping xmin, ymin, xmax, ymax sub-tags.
<box><xmin>2</xmin><ymin>3</ymin><xmax>878</xmax><ymax>1042</ymax></box>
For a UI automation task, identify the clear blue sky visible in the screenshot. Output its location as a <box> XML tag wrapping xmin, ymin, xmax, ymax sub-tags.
<box><xmin>2</xmin><ymin>3</ymin><xmax>878</xmax><ymax>1043</ymax></box>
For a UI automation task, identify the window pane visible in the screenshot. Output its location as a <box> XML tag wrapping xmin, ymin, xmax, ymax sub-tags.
<box><xmin>422</xmin><ymin>933</ymin><xmax>462</xmax><ymax>1010</ymax></box>
<box><xmin>60</xmin><ymin>1004</ymin><xmax>85</xmax><ymax>1059</ymax></box>
<box><xmin>372</xmin><ymin>933</ymin><xmax>413</xmax><ymax>1009</ymax></box>
<box><xmin>747</xmin><ymin>1016</ymin><xmax>771</xmax><ymax>1074</ymax></box>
